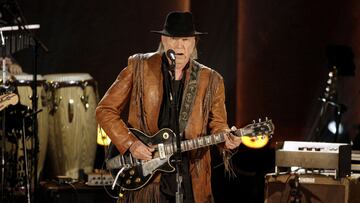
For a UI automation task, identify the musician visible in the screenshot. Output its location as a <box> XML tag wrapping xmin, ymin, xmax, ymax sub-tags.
<box><xmin>96</xmin><ymin>11</ymin><xmax>241</xmax><ymax>203</ymax></box>
<box><xmin>0</xmin><ymin>56</ymin><xmax>23</xmax><ymax>75</ymax></box>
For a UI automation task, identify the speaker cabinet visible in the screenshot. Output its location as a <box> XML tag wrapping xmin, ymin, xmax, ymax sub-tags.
<box><xmin>264</xmin><ymin>173</ymin><xmax>360</xmax><ymax>203</ymax></box>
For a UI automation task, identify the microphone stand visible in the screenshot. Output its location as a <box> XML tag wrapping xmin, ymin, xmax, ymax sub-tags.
<box><xmin>289</xmin><ymin>174</ymin><xmax>301</xmax><ymax>203</ymax></box>
<box><xmin>332</xmin><ymin>102</ymin><xmax>345</xmax><ymax>142</ymax></box>
<box><xmin>21</xmin><ymin>109</ymin><xmax>42</xmax><ymax>203</ymax></box>
<box><xmin>0</xmin><ymin>107</ymin><xmax>5</xmax><ymax>203</ymax></box>
<box><xmin>169</xmin><ymin>58</ymin><xmax>183</xmax><ymax>203</ymax></box>
<box><xmin>0</xmin><ymin>29</ymin><xmax>8</xmax><ymax>203</ymax></box>
<box><xmin>8</xmin><ymin>2</ymin><xmax>49</xmax><ymax>203</ymax></box>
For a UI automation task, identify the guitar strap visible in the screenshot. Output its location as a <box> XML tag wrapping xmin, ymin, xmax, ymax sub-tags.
<box><xmin>178</xmin><ymin>60</ymin><xmax>202</xmax><ymax>135</ymax></box>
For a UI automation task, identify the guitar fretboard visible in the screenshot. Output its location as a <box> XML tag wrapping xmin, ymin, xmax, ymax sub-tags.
<box><xmin>164</xmin><ymin>132</ymin><xmax>228</xmax><ymax>155</ymax></box>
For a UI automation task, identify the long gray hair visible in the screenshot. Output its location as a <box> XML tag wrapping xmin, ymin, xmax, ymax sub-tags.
<box><xmin>156</xmin><ymin>37</ymin><xmax>199</xmax><ymax>60</ymax></box>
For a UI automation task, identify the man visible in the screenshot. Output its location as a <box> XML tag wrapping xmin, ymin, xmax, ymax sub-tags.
<box><xmin>0</xmin><ymin>56</ymin><xmax>23</xmax><ymax>75</ymax></box>
<box><xmin>96</xmin><ymin>11</ymin><xmax>241</xmax><ymax>203</ymax></box>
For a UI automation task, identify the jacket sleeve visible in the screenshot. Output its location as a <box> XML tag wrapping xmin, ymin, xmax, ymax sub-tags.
<box><xmin>208</xmin><ymin>73</ymin><xmax>230</xmax><ymax>134</ymax></box>
<box><xmin>95</xmin><ymin>61</ymin><xmax>138</xmax><ymax>155</ymax></box>
<box><xmin>207</xmin><ymin>73</ymin><xmax>237</xmax><ymax>175</ymax></box>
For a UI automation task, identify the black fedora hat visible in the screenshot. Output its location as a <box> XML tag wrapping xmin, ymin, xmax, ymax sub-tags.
<box><xmin>151</xmin><ymin>11</ymin><xmax>207</xmax><ymax>37</ymax></box>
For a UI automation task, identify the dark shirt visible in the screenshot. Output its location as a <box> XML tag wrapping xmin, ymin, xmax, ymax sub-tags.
<box><xmin>158</xmin><ymin>54</ymin><xmax>194</xmax><ymax>203</ymax></box>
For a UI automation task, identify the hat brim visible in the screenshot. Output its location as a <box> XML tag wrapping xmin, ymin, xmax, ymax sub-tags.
<box><xmin>151</xmin><ymin>30</ymin><xmax>207</xmax><ymax>37</ymax></box>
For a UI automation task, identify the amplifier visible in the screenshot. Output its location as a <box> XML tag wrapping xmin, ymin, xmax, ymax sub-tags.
<box><xmin>275</xmin><ymin>141</ymin><xmax>351</xmax><ymax>178</ymax></box>
<box><xmin>39</xmin><ymin>181</ymin><xmax>117</xmax><ymax>203</ymax></box>
<box><xmin>264</xmin><ymin>173</ymin><xmax>360</xmax><ymax>203</ymax></box>
<box><xmin>351</xmin><ymin>150</ymin><xmax>360</xmax><ymax>172</ymax></box>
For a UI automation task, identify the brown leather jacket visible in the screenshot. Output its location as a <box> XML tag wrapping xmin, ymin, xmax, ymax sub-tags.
<box><xmin>96</xmin><ymin>52</ymin><xmax>230</xmax><ymax>203</ymax></box>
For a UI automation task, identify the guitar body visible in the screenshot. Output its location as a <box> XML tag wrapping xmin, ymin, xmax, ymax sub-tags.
<box><xmin>107</xmin><ymin>128</ymin><xmax>176</xmax><ymax>190</ymax></box>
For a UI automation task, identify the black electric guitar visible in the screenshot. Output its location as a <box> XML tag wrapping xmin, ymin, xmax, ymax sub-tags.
<box><xmin>106</xmin><ymin>119</ymin><xmax>274</xmax><ymax>191</ymax></box>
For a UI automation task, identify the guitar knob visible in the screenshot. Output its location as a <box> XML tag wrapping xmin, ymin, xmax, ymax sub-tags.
<box><xmin>129</xmin><ymin>170</ymin><xmax>135</xmax><ymax>175</ymax></box>
<box><xmin>163</xmin><ymin>132</ymin><xmax>169</xmax><ymax>139</ymax></box>
<box><xmin>135</xmin><ymin>178</ymin><xmax>141</xmax><ymax>183</ymax></box>
<box><xmin>126</xmin><ymin>179</ymin><xmax>131</xmax><ymax>185</ymax></box>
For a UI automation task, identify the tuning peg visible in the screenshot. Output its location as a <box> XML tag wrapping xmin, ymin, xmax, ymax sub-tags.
<box><xmin>265</xmin><ymin>117</ymin><xmax>268</xmax><ymax>121</ymax></box>
<box><xmin>253</xmin><ymin>120</ymin><xmax>256</xmax><ymax>124</ymax></box>
<box><xmin>258</xmin><ymin>118</ymin><xmax>262</xmax><ymax>122</ymax></box>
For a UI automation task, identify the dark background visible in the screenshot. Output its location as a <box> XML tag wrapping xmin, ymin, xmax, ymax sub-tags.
<box><xmin>4</xmin><ymin>0</ymin><xmax>360</xmax><ymax>202</ymax></box>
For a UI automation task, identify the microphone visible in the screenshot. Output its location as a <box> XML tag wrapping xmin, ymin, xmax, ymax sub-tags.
<box><xmin>166</xmin><ymin>49</ymin><xmax>176</xmax><ymax>62</ymax></box>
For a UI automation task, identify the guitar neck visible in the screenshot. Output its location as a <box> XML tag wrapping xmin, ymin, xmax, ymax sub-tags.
<box><xmin>164</xmin><ymin>131</ymin><xmax>239</xmax><ymax>155</ymax></box>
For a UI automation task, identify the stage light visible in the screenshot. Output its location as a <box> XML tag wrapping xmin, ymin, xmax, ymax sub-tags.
<box><xmin>97</xmin><ymin>125</ymin><xmax>111</xmax><ymax>146</ymax></box>
<box><xmin>327</xmin><ymin>120</ymin><xmax>344</xmax><ymax>135</ymax></box>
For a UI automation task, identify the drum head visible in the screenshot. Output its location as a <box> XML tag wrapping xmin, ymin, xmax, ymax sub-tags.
<box><xmin>43</xmin><ymin>73</ymin><xmax>93</xmax><ymax>82</ymax></box>
<box><xmin>14</xmin><ymin>74</ymin><xmax>44</xmax><ymax>81</ymax></box>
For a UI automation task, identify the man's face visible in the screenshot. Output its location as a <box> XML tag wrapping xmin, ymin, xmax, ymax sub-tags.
<box><xmin>161</xmin><ymin>35</ymin><xmax>196</xmax><ymax>70</ymax></box>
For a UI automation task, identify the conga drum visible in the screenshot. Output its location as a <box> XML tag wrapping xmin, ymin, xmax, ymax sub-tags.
<box><xmin>44</xmin><ymin>73</ymin><xmax>98</xmax><ymax>179</ymax></box>
<box><xmin>12</xmin><ymin>74</ymin><xmax>49</xmax><ymax>183</ymax></box>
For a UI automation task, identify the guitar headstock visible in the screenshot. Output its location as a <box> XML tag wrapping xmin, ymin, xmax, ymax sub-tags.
<box><xmin>231</xmin><ymin>118</ymin><xmax>274</xmax><ymax>149</ymax></box>
<box><xmin>323</xmin><ymin>67</ymin><xmax>338</xmax><ymax>101</ymax></box>
<box><xmin>238</xmin><ymin>118</ymin><xmax>275</xmax><ymax>137</ymax></box>
<box><xmin>0</xmin><ymin>93</ymin><xmax>19</xmax><ymax>111</ymax></box>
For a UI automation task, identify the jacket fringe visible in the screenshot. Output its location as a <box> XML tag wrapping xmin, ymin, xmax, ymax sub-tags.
<box><xmin>222</xmin><ymin>149</ymin><xmax>236</xmax><ymax>177</ymax></box>
<box><xmin>117</xmin><ymin>182</ymin><xmax>160</xmax><ymax>203</ymax></box>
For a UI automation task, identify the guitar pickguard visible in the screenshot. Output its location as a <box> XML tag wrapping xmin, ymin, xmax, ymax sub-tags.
<box><xmin>142</xmin><ymin>155</ymin><xmax>173</xmax><ymax>176</ymax></box>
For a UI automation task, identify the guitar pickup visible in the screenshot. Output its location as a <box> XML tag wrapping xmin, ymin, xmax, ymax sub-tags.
<box><xmin>158</xmin><ymin>143</ymin><xmax>166</xmax><ymax>159</ymax></box>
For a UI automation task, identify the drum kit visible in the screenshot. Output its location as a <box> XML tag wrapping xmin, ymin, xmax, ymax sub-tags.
<box><xmin>1</xmin><ymin>72</ymin><xmax>99</xmax><ymax>200</ymax></box>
